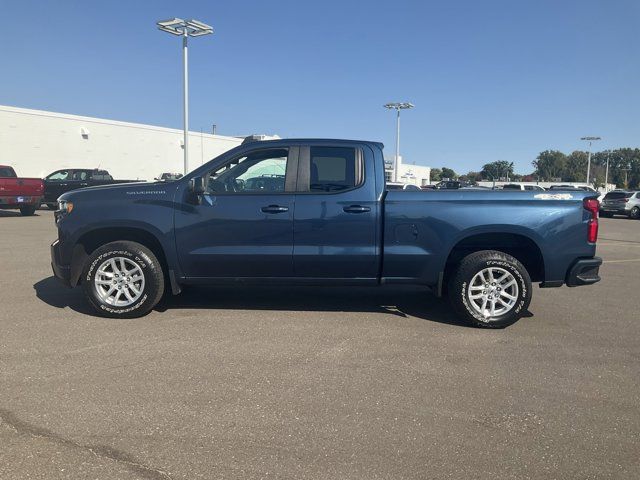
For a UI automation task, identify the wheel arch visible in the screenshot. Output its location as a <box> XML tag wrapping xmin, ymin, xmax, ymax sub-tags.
<box><xmin>441</xmin><ymin>229</ymin><xmax>545</xmax><ymax>292</ymax></box>
<box><xmin>70</xmin><ymin>226</ymin><xmax>169</xmax><ymax>286</ymax></box>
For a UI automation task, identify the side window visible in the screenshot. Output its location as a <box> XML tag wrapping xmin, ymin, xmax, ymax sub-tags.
<box><xmin>47</xmin><ymin>170</ymin><xmax>70</xmax><ymax>181</ymax></box>
<box><xmin>0</xmin><ymin>167</ymin><xmax>17</xmax><ymax>177</ymax></box>
<box><xmin>206</xmin><ymin>148</ymin><xmax>288</xmax><ymax>194</ymax></box>
<box><xmin>309</xmin><ymin>146</ymin><xmax>360</xmax><ymax>192</ymax></box>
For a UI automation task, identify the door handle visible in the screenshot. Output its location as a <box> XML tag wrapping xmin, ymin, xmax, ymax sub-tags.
<box><xmin>261</xmin><ymin>205</ymin><xmax>289</xmax><ymax>214</ymax></box>
<box><xmin>343</xmin><ymin>205</ymin><xmax>371</xmax><ymax>213</ymax></box>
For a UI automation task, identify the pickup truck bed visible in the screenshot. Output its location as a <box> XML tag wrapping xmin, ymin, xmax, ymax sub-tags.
<box><xmin>0</xmin><ymin>165</ymin><xmax>44</xmax><ymax>216</ymax></box>
<box><xmin>50</xmin><ymin>139</ymin><xmax>601</xmax><ymax>327</ymax></box>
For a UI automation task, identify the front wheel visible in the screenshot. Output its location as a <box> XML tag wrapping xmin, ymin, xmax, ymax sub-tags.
<box><xmin>448</xmin><ymin>250</ymin><xmax>532</xmax><ymax>328</ymax></box>
<box><xmin>629</xmin><ymin>207</ymin><xmax>640</xmax><ymax>219</ymax></box>
<box><xmin>82</xmin><ymin>241</ymin><xmax>165</xmax><ymax>318</ymax></box>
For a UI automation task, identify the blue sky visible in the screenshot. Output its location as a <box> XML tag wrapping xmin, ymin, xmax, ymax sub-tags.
<box><xmin>1</xmin><ymin>0</ymin><xmax>638</xmax><ymax>174</ymax></box>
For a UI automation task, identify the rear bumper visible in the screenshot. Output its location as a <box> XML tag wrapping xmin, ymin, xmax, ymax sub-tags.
<box><xmin>0</xmin><ymin>195</ymin><xmax>43</xmax><ymax>208</ymax></box>
<box><xmin>566</xmin><ymin>257</ymin><xmax>602</xmax><ymax>287</ymax></box>
<box><xmin>600</xmin><ymin>205</ymin><xmax>629</xmax><ymax>214</ymax></box>
<box><xmin>51</xmin><ymin>239</ymin><xmax>72</xmax><ymax>287</ymax></box>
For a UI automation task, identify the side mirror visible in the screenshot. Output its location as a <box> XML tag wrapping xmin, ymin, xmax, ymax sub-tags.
<box><xmin>190</xmin><ymin>176</ymin><xmax>206</xmax><ymax>195</ymax></box>
<box><xmin>188</xmin><ymin>176</ymin><xmax>206</xmax><ymax>205</ymax></box>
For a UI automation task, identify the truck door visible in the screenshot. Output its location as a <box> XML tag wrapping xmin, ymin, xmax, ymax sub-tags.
<box><xmin>44</xmin><ymin>169</ymin><xmax>71</xmax><ymax>203</ymax></box>
<box><xmin>292</xmin><ymin>145</ymin><xmax>379</xmax><ymax>280</ymax></box>
<box><xmin>174</xmin><ymin>147</ymin><xmax>297</xmax><ymax>278</ymax></box>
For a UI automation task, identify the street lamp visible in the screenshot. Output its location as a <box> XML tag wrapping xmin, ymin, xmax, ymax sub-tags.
<box><xmin>604</xmin><ymin>150</ymin><xmax>611</xmax><ymax>191</ymax></box>
<box><xmin>384</xmin><ymin>102</ymin><xmax>414</xmax><ymax>182</ymax></box>
<box><xmin>157</xmin><ymin>18</ymin><xmax>213</xmax><ymax>175</ymax></box>
<box><xmin>580</xmin><ymin>136</ymin><xmax>601</xmax><ymax>186</ymax></box>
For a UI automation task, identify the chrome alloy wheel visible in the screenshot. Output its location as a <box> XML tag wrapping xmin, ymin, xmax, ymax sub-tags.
<box><xmin>94</xmin><ymin>257</ymin><xmax>145</xmax><ymax>307</ymax></box>
<box><xmin>467</xmin><ymin>267</ymin><xmax>519</xmax><ymax>320</ymax></box>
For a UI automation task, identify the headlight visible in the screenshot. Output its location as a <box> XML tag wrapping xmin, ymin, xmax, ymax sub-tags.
<box><xmin>58</xmin><ymin>200</ymin><xmax>74</xmax><ymax>214</ymax></box>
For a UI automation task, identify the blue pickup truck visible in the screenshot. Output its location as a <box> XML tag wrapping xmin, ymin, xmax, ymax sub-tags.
<box><xmin>51</xmin><ymin>139</ymin><xmax>602</xmax><ymax>327</ymax></box>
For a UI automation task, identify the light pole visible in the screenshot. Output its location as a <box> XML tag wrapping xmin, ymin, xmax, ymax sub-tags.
<box><xmin>580</xmin><ymin>136</ymin><xmax>601</xmax><ymax>187</ymax></box>
<box><xmin>384</xmin><ymin>102</ymin><xmax>414</xmax><ymax>182</ymax></box>
<box><xmin>604</xmin><ymin>150</ymin><xmax>610</xmax><ymax>191</ymax></box>
<box><xmin>157</xmin><ymin>18</ymin><xmax>213</xmax><ymax>175</ymax></box>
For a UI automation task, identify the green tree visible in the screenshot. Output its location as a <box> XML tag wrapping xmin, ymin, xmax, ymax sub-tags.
<box><xmin>590</xmin><ymin>148</ymin><xmax>640</xmax><ymax>188</ymax></box>
<box><xmin>430</xmin><ymin>168</ymin><xmax>442</xmax><ymax>182</ymax></box>
<box><xmin>440</xmin><ymin>167</ymin><xmax>458</xmax><ymax>180</ymax></box>
<box><xmin>533</xmin><ymin>150</ymin><xmax>566</xmax><ymax>181</ymax></box>
<box><xmin>459</xmin><ymin>171</ymin><xmax>483</xmax><ymax>183</ymax></box>
<box><xmin>564</xmin><ymin>151</ymin><xmax>588</xmax><ymax>182</ymax></box>
<box><xmin>481</xmin><ymin>160</ymin><xmax>514</xmax><ymax>181</ymax></box>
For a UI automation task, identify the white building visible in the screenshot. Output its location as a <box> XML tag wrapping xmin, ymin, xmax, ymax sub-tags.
<box><xmin>0</xmin><ymin>105</ymin><xmax>259</xmax><ymax>181</ymax></box>
<box><xmin>384</xmin><ymin>156</ymin><xmax>431</xmax><ymax>186</ymax></box>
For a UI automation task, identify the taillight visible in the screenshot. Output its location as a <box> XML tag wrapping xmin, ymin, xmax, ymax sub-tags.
<box><xmin>583</xmin><ymin>198</ymin><xmax>599</xmax><ymax>243</ymax></box>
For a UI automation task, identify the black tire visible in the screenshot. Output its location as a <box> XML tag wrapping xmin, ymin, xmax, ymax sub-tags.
<box><xmin>599</xmin><ymin>211</ymin><xmax>613</xmax><ymax>218</ymax></box>
<box><xmin>448</xmin><ymin>250</ymin><xmax>532</xmax><ymax>328</ymax></box>
<box><xmin>19</xmin><ymin>205</ymin><xmax>36</xmax><ymax>216</ymax></box>
<box><xmin>46</xmin><ymin>203</ymin><xmax>57</xmax><ymax>210</ymax></box>
<box><xmin>82</xmin><ymin>241</ymin><xmax>165</xmax><ymax>318</ymax></box>
<box><xmin>629</xmin><ymin>207</ymin><xmax>640</xmax><ymax>220</ymax></box>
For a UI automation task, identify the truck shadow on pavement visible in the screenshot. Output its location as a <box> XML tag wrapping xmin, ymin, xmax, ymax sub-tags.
<box><xmin>33</xmin><ymin>277</ymin><xmax>96</xmax><ymax>315</ymax></box>
<box><xmin>34</xmin><ymin>276</ymin><xmax>486</xmax><ymax>327</ymax></box>
<box><xmin>0</xmin><ymin>211</ymin><xmax>41</xmax><ymax>217</ymax></box>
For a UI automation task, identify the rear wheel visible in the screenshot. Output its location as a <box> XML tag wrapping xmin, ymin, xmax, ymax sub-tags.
<box><xmin>19</xmin><ymin>205</ymin><xmax>36</xmax><ymax>216</ymax></box>
<box><xmin>599</xmin><ymin>211</ymin><xmax>613</xmax><ymax>218</ymax></box>
<box><xmin>629</xmin><ymin>207</ymin><xmax>640</xmax><ymax>219</ymax></box>
<box><xmin>82</xmin><ymin>241</ymin><xmax>165</xmax><ymax>318</ymax></box>
<box><xmin>448</xmin><ymin>250</ymin><xmax>532</xmax><ymax>328</ymax></box>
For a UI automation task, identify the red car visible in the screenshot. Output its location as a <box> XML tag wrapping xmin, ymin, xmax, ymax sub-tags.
<box><xmin>0</xmin><ymin>165</ymin><xmax>44</xmax><ymax>216</ymax></box>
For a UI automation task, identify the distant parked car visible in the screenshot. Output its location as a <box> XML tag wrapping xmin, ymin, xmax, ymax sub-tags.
<box><xmin>502</xmin><ymin>183</ymin><xmax>546</xmax><ymax>191</ymax></box>
<box><xmin>43</xmin><ymin>169</ymin><xmax>142</xmax><ymax>209</ymax></box>
<box><xmin>155</xmin><ymin>172</ymin><xmax>184</xmax><ymax>182</ymax></box>
<box><xmin>599</xmin><ymin>191</ymin><xmax>640</xmax><ymax>219</ymax></box>
<box><xmin>434</xmin><ymin>180</ymin><xmax>463</xmax><ymax>189</ymax></box>
<box><xmin>0</xmin><ymin>165</ymin><xmax>44</xmax><ymax>216</ymax></box>
<box><xmin>386</xmin><ymin>182</ymin><xmax>421</xmax><ymax>191</ymax></box>
<box><xmin>547</xmin><ymin>184</ymin><xmax>598</xmax><ymax>193</ymax></box>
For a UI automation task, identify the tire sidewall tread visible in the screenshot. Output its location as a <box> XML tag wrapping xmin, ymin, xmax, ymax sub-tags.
<box><xmin>82</xmin><ymin>241</ymin><xmax>164</xmax><ymax>318</ymax></box>
<box><xmin>449</xmin><ymin>250</ymin><xmax>532</xmax><ymax>328</ymax></box>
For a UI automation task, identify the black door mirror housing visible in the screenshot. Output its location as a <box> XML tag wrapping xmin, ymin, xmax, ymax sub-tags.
<box><xmin>188</xmin><ymin>176</ymin><xmax>206</xmax><ymax>205</ymax></box>
<box><xmin>190</xmin><ymin>176</ymin><xmax>206</xmax><ymax>195</ymax></box>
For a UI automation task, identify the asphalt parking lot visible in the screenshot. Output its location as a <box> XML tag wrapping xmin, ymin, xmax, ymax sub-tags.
<box><xmin>1</xmin><ymin>209</ymin><xmax>638</xmax><ymax>480</ymax></box>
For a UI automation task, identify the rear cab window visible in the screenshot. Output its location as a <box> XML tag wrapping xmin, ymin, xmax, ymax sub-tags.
<box><xmin>309</xmin><ymin>146</ymin><xmax>362</xmax><ymax>193</ymax></box>
<box><xmin>0</xmin><ymin>167</ymin><xmax>17</xmax><ymax>177</ymax></box>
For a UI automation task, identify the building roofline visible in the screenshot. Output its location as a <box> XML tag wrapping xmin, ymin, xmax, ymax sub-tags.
<box><xmin>0</xmin><ymin>104</ymin><xmax>242</xmax><ymax>143</ymax></box>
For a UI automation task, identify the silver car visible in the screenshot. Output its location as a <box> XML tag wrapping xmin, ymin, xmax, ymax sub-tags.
<box><xmin>600</xmin><ymin>191</ymin><xmax>640</xmax><ymax>219</ymax></box>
